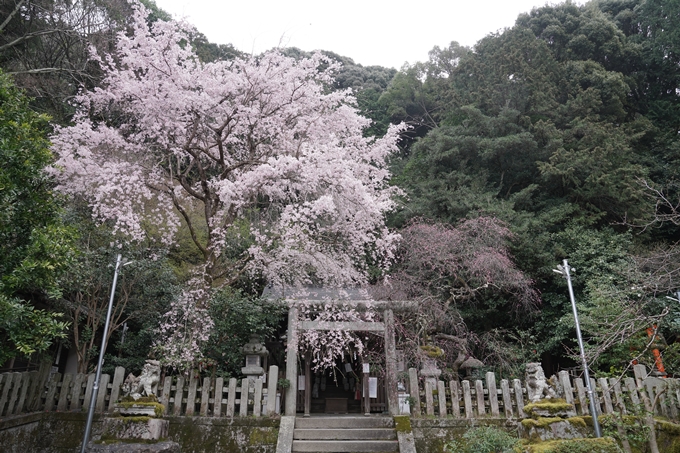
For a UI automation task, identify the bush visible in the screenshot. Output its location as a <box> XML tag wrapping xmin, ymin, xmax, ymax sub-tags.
<box><xmin>445</xmin><ymin>426</ymin><xmax>520</xmax><ymax>453</ymax></box>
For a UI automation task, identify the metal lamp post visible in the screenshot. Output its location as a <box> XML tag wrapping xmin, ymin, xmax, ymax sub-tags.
<box><xmin>80</xmin><ymin>254</ymin><xmax>128</xmax><ymax>453</ymax></box>
<box><xmin>553</xmin><ymin>259</ymin><xmax>602</xmax><ymax>438</ymax></box>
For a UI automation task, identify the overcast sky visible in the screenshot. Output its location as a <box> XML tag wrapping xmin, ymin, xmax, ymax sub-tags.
<box><xmin>153</xmin><ymin>0</ymin><xmax>586</xmax><ymax>69</ymax></box>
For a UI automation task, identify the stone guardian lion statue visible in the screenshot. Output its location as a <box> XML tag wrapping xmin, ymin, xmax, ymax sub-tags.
<box><xmin>122</xmin><ymin>359</ymin><xmax>161</xmax><ymax>400</ymax></box>
<box><xmin>525</xmin><ymin>362</ymin><xmax>558</xmax><ymax>403</ymax></box>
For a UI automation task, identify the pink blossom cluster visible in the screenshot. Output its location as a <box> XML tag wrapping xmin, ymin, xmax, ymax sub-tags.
<box><xmin>49</xmin><ymin>1</ymin><xmax>404</xmax><ymax>368</ymax></box>
<box><xmin>297</xmin><ymin>302</ymin><xmax>377</xmax><ymax>372</ymax></box>
<box><xmin>153</xmin><ymin>277</ymin><xmax>213</xmax><ymax>372</ymax></box>
<box><xmin>50</xmin><ymin>2</ymin><xmax>403</xmax><ymax>290</ymax></box>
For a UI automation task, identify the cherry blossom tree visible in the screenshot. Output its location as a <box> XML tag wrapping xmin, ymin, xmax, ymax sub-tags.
<box><xmin>372</xmin><ymin>217</ymin><xmax>540</xmax><ymax>378</ymax></box>
<box><xmin>377</xmin><ymin>217</ymin><xmax>539</xmax><ymax>309</ymax></box>
<box><xmin>51</xmin><ymin>2</ymin><xmax>403</xmax><ymax>370</ymax></box>
<box><xmin>297</xmin><ymin>302</ymin><xmax>378</xmax><ymax>373</ymax></box>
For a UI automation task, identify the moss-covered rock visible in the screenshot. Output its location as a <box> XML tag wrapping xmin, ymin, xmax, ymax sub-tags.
<box><xmin>524</xmin><ymin>399</ymin><xmax>574</xmax><ymax>418</ymax></box>
<box><xmin>394</xmin><ymin>415</ymin><xmax>412</xmax><ymax>433</ymax></box>
<box><xmin>522</xmin><ymin>418</ymin><xmax>564</xmax><ymax>429</ymax></box>
<box><xmin>523</xmin><ymin>437</ymin><xmax>622</xmax><ymax>453</ymax></box>
<box><xmin>658</xmin><ymin>418</ymin><xmax>680</xmax><ymax>436</ymax></box>
<box><xmin>116</xmin><ymin>401</ymin><xmax>166</xmax><ymax>417</ymax></box>
<box><xmin>248</xmin><ymin>427</ymin><xmax>278</xmax><ymax>445</ymax></box>
<box><xmin>566</xmin><ymin>417</ymin><xmax>587</xmax><ymax>428</ymax></box>
<box><xmin>520</xmin><ymin>416</ymin><xmax>589</xmax><ymax>442</ymax></box>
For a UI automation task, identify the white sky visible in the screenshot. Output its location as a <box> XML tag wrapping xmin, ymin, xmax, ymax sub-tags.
<box><xmin>153</xmin><ymin>0</ymin><xmax>586</xmax><ymax>69</ymax></box>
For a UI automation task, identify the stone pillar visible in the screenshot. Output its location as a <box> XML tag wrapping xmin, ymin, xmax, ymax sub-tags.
<box><xmin>384</xmin><ymin>309</ymin><xmax>399</xmax><ymax>416</ymax></box>
<box><xmin>304</xmin><ymin>351</ymin><xmax>311</xmax><ymax>417</ymax></box>
<box><xmin>285</xmin><ymin>305</ymin><xmax>299</xmax><ymax>416</ymax></box>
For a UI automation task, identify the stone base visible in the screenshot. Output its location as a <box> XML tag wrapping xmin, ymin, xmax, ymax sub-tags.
<box><xmin>86</xmin><ymin>440</ymin><xmax>180</xmax><ymax>452</ymax></box>
<box><xmin>523</xmin><ymin>399</ymin><xmax>576</xmax><ymax>418</ymax></box>
<box><xmin>114</xmin><ymin>400</ymin><xmax>164</xmax><ymax>417</ymax></box>
<box><xmin>101</xmin><ymin>418</ymin><xmax>169</xmax><ymax>441</ymax></box>
<box><xmin>117</xmin><ymin>406</ymin><xmax>158</xmax><ymax>417</ymax></box>
<box><xmin>520</xmin><ymin>417</ymin><xmax>589</xmax><ymax>442</ymax></box>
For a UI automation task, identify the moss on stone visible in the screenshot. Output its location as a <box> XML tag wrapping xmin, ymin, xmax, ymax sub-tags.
<box><xmin>420</xmin><ymin>345</ymin><xmax>444</xmax><ymax>358</ymax></box>
<box><xmin>524</xmin><ymin>437</ymin><xmax>621</xmax><ymax>453</ymax></box>
<box><xmin>121</xmin><ymin>395</ymin><xmax>158</xmax><ymax>403</ymax></box>
<box><xmin>95</xmin><ymin>436</ymin><xmax>164</xmax><ymax>445</ymax></box>
<box><xmin>248</xmin><ymin>427</ymin><xmax>278</xmax><ymax>445</ymax></box>
<box><xmin>116</xmin><ymin>401</ymin><xmax>165</xmax><ymax>417</ymax></box>
<box><xmin>123</xmin><ymin>416</ymin><xmax>152</xmax><ymax>424</ymax></box>
<box><xmin>394</xmin><ymin>415</ymin><xmax>412</xmax><ymax>433</ymax></box>
<box><xmin>521</xmin><ymin>417</ymin><xmax>564</xmax><ymax>429</ymax></box>
<box><xmin>524</xmin><ymin>399</ymin><xmax>573</xmax><ymax>416</ymax></box>
<box><xmin>566</xmin><ymin>416</ymin><xmax>587</xmax><ymax>428</ymax></box>
<box><xmin>657</xmin><ymin>418</ymin><xmax>680</xmax><ymax>435</ymax></box>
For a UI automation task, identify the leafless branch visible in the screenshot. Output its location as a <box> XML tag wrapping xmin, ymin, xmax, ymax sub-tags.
<box><xmin>0</xmin><ymin>0</ymin><xmax>26</xmax><ymax>34</ymax></box>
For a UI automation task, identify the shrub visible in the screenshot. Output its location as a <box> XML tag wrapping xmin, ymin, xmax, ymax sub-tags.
<box><xmin>445</xmin><ymin>426</ymin><xmax>520</xmax><ymax>453</ymax></box>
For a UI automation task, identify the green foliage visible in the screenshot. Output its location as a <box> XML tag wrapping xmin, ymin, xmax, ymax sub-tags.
<box><xmin>478</xmin><ymin>329</ymin><xmax>541</xmax><ymax>379</ymax></box>
<box><xmin>381</xmin><ymin>0</ymin><xmax>680</xmax><ymax>373</ymax></box>
<box><xmin>0</xmin><ymin>70</ymin><xmax>74</xmax><ymax>364</ymax></box>
<box><xmin>4</xmin><ymin>0</ymin><xmax>680</xmax><ymax>380</ymax></box>
<box><xmin>204</xmin><ymin>288</ymin><xmax>286</xmax><ymax>378</ymax></box>
<box><xmin>100</xmin><ymin>253</ymin><xmax>179</xmax><ymax>375</ymax></box>
<box><xmin>445</xmin><ymin>426</ymin><xmax>521</xmax><ymax>453</ymax></box>
<box><xmin>0</xmin><ymin>294</ymin><xmax>68</xmax><ymax>365</ymax></box>
<box><xmin>600</xmin><ymin>412</ymin><xmax>651</xmax><ymax>452</ymax></box>
<box><xmin>0</xmin><ymin>71</ymin><xmax>76</xmax><ymax>297</ymax></box>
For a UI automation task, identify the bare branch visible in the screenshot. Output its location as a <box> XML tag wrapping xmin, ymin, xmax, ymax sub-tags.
<box><xmin>0</xmin><ymin>0</ymin><xmax>26</xmax><ymax>34</ymax></box>
<box><xmin>0</xmin><ymin>29</ymin><xmax>71</xmax><ymax>52</ymax></box>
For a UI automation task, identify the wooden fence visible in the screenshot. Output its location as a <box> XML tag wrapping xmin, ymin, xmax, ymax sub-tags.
<box><xmin>407</xmin><ymin>364</ymin><xmax>680</xmax><ymax>420</ymax></box>
<box><xmin>2</xmin><ymin>363</ymin><xmax>679</xmax><ymax>420</ymax></box>
<box><xmin>0</xmin><ymin>364</ymin><xmax>282</xmax><ymax>418</ymax></box>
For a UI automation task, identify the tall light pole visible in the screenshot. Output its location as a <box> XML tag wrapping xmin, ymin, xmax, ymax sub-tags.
<box><xmin>553</xmin><ymin>259</ymin><xmax>602</xmax><ymax>438</ymax></box>
<box><xmin>80</xmin><ymin>254</ymin><xmax>128</xmax><ymax>453</ymax></box>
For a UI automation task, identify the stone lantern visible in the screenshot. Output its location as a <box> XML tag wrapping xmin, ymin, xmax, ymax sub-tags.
<box><xmin>241</xmin><ymin>334</ymin><xmax>269</xmax><ymax>384</ymax></box>
<box><xmin>419</xmin><ymin>344</ymin><xmax>444</xmax><ymax>387</ymax></box>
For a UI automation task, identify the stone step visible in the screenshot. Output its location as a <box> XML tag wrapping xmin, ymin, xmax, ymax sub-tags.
<box><xmin>291</xmin><ymin>439</ymin><xmax>399</xmax><ymax>452</ymax></box>
<box><xmin>294</xmin><ymin>416</ymin><xmax>394</xmax><ymax>429</ymax></box>
<box><xmin>294</xmin><ymin>428</ymin><xmax>397</xmax><ymax>440</ymax></box>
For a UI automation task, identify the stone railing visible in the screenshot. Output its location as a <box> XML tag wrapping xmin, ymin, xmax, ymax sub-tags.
<box><xmin>406</xmin><ymin>364</ymin><xmax>680</xmax><ymax>420</ymax></box>
<box><xmin>0</xmin><ymin>365</ymin><xmax>282</xmax><ymax>418</ymax></box>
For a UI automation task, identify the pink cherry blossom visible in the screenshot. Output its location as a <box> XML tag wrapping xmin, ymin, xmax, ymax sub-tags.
<box><xmin>50</xmin><ymin>2</ymin><xmax>404</xmax><ymax>371</ymax></box>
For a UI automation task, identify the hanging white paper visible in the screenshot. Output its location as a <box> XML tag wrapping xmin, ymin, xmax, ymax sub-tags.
<box><xmin>362</xmin><ymin>363</ymin><xmax>370</xmax><ymax>374</ymax></box>
<box><xmin>368</xmin><ymin>377</ymin><xmax>378</xmax><ymax>398</ymax></box>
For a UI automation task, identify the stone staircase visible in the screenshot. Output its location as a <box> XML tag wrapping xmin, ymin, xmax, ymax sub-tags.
<box><xmin>292</xmin><ymin>416</ymin><xmax>399</xmax><ymax>452</ymax></box>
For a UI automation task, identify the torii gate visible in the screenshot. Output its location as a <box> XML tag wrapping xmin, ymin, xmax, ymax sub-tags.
<box><xmin>281</xmin><ymin>296</ymin><xmax>405</xmax><ymax>416</ymax></box>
